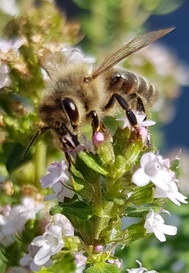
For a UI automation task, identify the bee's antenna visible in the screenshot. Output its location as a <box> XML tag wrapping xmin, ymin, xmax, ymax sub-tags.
<box><xmin>21</xmin><ymin>126</ymin><xmax>52</xmax><ymax>160</ymax></box>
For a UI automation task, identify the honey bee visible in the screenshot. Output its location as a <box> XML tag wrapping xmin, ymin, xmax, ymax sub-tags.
<box><xmin>24</xmin><ymin>28</ymin><xmax>174</xmax><ymax>157</ymax></box>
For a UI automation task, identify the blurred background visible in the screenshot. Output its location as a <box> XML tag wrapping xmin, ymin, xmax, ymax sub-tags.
<box><xmin>148</xmin><ymin>0</ymin><xmax>189</xmax><ymax>152</ymax></box>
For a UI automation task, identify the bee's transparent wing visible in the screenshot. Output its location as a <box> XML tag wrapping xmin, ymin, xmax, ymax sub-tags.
<box><xmin>92</xmin><ymin>28</ymin><xmax>174</xmax><ymax>79</ymax></box>
<box><xmin>40</xmin><ymin>50</ymin><xmax>68</xmax><ymax>78</ymax></box>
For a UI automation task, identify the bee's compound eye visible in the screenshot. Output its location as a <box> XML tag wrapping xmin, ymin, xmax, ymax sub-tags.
<box><xmin>61</xmin><ymin>98</ymin><xmax>79</xmax><ymax>127</ymax></box>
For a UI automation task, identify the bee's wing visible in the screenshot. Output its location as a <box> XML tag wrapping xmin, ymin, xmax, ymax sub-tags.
<box><xmin>92</xmin><ymin>28</ymin><xmax>175</xmax><ymax>79</ymax></box>
<box><xmin>40</xmin><ymin>47</ymin><xmax>89</xmax><ymax>78</ymax></box>
<box><xmin>40</xmin><ymin>50</ymin><xmax>68</xmax><ymax>78</ymax></box>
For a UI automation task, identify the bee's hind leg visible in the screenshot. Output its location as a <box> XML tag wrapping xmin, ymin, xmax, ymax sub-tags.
<box><xmin>105</xmin><ymin>93</ymin><xmax>138</xmax><ymax>128</ymax></box>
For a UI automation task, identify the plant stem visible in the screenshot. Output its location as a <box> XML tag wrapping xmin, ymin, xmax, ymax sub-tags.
<box><xmin>34</xmin><ymin>140</ymin><xmax>46</xmax><ymax>187</ymax></box>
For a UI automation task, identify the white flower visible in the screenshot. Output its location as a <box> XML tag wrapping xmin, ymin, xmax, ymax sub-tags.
<box><xmin>107</xmin><ymin>258</ymin><xmax>122</xmax><ymax>269</ymax></box>
<box><xmin>74</xmin><ymin>252</ymin><xmax>87</xmax><ymax>273</ymax></box>
<box><xmin>117</xmin><ymin>111</ymin><xmax>155</xmax><ymax>142</ymax></box>
<box><xmin>132</xmin><ymin>152</ymin><xmax>188</xmax><ymax>205</ymax></box>
<box><xmin>40</xmin><ymin>160</ymin><xmax>70</xmax><ymax>188</ymax></box>
<box><xmin>32</xmin><ymin>225</ymin><xmax>64</xmax><ymax>266</ymax></box>
<box><xmin>53</xmin><ymin>213</ymin><xmax>74</xmax><ymax>237</ymax></box>
<box><xmin>44</xmin><ymin>180</ymin><xmax>74</xmax><ymax>202</ymax></box>
<box><xmin>0</xmin><ymin>37</ymin><xmax>25</xmax><ymax>89</ymax></box>
<box><xmin>41</xmin><ymin>159</ymin><xmax>74</xmax><ymax>202</ymax></box>
<box><xmin>20</xmin><ymin>243</ymin><xmax>53</xmax><ymax>272</ymax></box>
<box><xmin>0</xmin><ymin>63</ymin><xmax>11</xmax><ymax>89</ymax></box>
<box><xmin>154</xmin><ymin>181</ymin><xmax>188</xmax><ymax>206</ymax></box>
<box><xmin>0</xmin><ymin>0</ymin><xmax>19</xmax><ymax>16</ymax></box>
<box><xmin>144</xmin><ymin>209</ymin><xmax>177</xmax><ymax>242</ymax></box>
<box><xmin>20</xmin><ymin>214</ymin><xmax>73</xmax><ymax>271</ymax></box>
<box><xmin>65</xmin><ymin>133</ymin><xmax>94</xmax><ymax>158</ymax></box>
<box><xmin>0</xmin><ymin>37</ymin><xmax>25</xmax><ymax>54</ymax></box>
<box><xmin>132</xmin><ymin>152</ymin><xmax>173</xmax><ymax>191</ymax></box>
<box><xmin>127</xmin><ymin>260</ymin><xmax>158</xmax><ymax>273</ymax></box>
<box><xmin>17</xmin><ymin>196</ymin><xmax>44</xmax><ymax>220</ymax></box>
<box><xmin>0</xmin><ymin>197</ymin><xmax>43</xmax><ymax>246</ymax></box>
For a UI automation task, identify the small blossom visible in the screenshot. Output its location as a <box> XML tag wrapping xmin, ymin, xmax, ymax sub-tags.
<box><xmin>65</xmin><ymin>133</ymin><xmax>94</xmax><ymax>158</ymax></box>
<box><xmin>92</xmin><ymin>131</ymin><xmax>105</xmax><ymax>144</ymax></box>
<box><xmin>0</xmin><ymin>37</ymin><xmax>26</xmax><ymax>89</ymax></box>
<box><xmin>0</xmin><ymin>63</ymin><xmax>11</xmax><ymax>89</ymax></box>
<box><xmin>40</xmin><ymin>160</ymin><xmax>70</xmax><ymax>188</ymax></box>
<box><xmin>20</xmin><ymin>214</ymin><xmax>74</xmax><ymax>271</ymax></box>
<box><xmin>18</xmin><ymin>196</ymin><xmax>44</xmax><ymax>220</ymax></box>
<box><xmin>127</xmin><ymin>260</ymin><xmax>158</xmax><ymax>273</ymax></box>
<box><xmin>0</xmin><ymin>37</ymin><xmax>25</xmax><ymax>54</ymax></box>
<box><xmin>53</xmin><ymin>213</ymin><xmax>74</xmax><ymax>237</ymax></box>
<box><xmin>117</xmin><ymin>111</ymin><xmax>155</xmax><ymax>130</ymax></box>
<box><xmin>0</xmin><ymin>197</ymin><xmax>43</xmax><ymax>246</ymax></box>
<box><xmin>144</xmin><ymin>209</ymin><xmax>177</xmax><ymax>242</ymax></box>
<box><xmin>74</xmin><ymin>252</ymin><xmax>87</xmax><ymax>273</ymax></box>
<box><xmin>0</xmin><ymin>204</ymin><xmax>11</xmax><ymax>217</ymax></box>
<box><xmin>41</xmin><ymin>160</ymin><xmax>75</xmax><ymax>202</ymax></box>
<box><xmin>32</xmin><ymin>225</ymin><xmax>64</xmax><ymax>266</ymax></box>
<box><xmin>20</xmin><ymin>243</ymin><xmax>53</xmax><ymax>272</ymax></box>
<box><xmin>0</xmin><ymin>0</ymin><xmax>19</xmax><ymax>16</ymax></box>
<box><xmin>117</xmin><ymin>111</ymin><xmax>155</xmax><ymax>142</ymax></box>
<box><xmin>132</xmin><ymin>152</ymin><xmax>188</xmax><ymax>205</ymax></box>
<box><xmin>94</xmin><ymin>244</ymin><xmax>104</xmax><ymax>253</ymax></box>
<box><xmin>132</xmin><ymin>152</ymin><xmax>174</xmax><ymax>191</ymax></box>
<box><xmin>107</xmin><ymin>258</ymin><xmax>122</xmax><ymax>269</ymax></box>
<box><xmin>154</xmin><ymin>181</ymin><xmax>188</xmax><ymax>206</ymax></box>
<box><xmin>44</xmin><ymin>180</ymin><xmax>74</xmax><ymax>202</ymax></box>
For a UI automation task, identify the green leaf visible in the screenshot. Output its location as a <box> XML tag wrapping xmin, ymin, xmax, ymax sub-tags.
<box><xmin>72</xmin><ymin>175</ymin><xmax>94</xmax><ymax>201</ymax></box>
<box><xmin>85</xmin><ymin>262</ymin><xmax>120</xmax><ymax>273</ymax></box>
<box><xmin>75</xmin><ymin>154</ymin><xmax>101</xmax><ymax>184</ymax></box>
<box><xmin>131</xmin><ymin>184</ymin><xmax>154</xmax><ymax>206</ymax></box>
<box><xmin>125</xmin><ymin>206</ymin><xmax>150</xmax><ymax>218</ymax></box>
<box><xmin>124</xmin><ymin>137</ymin><xmax>143</xmax><ymax>167</ymax></box>
<box><xmin>50</xmin><ymin>201</ymin><xmax>94</xmax><ymax>220</ymax></box>
<box><xmin>122</xmin><ymin>221</ymin><xmax>146</xmax><ymax>246</ymax></box>
<box><xmin>78</xmin><ymin>151</ymin><xmax>108</xmax><ymax>176</ymax></box>
<box><xmin>113</xmin><ymin>127</ymin><xmax>130</xmax><ymax>156</ymax></box>
<box><xmin>2</xmin><ymin>142</ymin><xmax>29</xmax><ymax>173</ymax></box>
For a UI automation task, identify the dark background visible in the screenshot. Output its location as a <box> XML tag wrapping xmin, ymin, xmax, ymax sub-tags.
<box><xmin>57</xmin><ymin>0</ymin><xmax>189</xmax><ymax>152</ymax></box>
<box><xmin>148</xmin><ymin>0</ymin><xmax>189</xmax><ymax>152</ymax></box>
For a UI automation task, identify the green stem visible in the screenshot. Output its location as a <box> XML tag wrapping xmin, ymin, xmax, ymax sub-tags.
<box><xmin>34</xmin><ymin>140</ymin><xmax>47</xmax><ymax>187</ymax></box>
